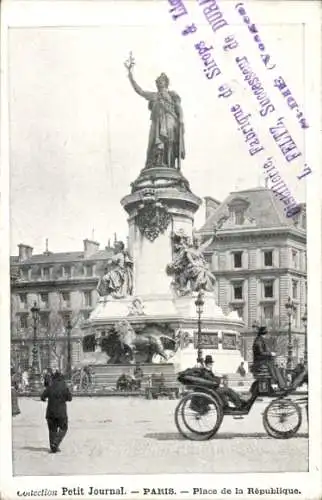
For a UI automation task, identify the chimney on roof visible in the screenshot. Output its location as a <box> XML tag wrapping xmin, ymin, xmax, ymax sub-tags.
<box><xmin>43</xmin><ymin>238</ymin><xmax>52</xmax><ymax>256</ymax></box>
<box><xmin>204</xmin><ymin>197</ymin><xmax>221</xmax><ymax>221</ymax></box>
<box><xmin>83</xmin><ymin>239</ymin><xmax>100</xmax><ymax>258</ymax></box>
<box><xmin>18</xmin><ymin>244</ymin><xmax>33</xmax><ymax>262</ymax></box>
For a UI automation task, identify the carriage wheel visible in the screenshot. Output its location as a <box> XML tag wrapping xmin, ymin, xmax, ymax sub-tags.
<box><xmin>263</xmin><ymin>399</ymin><xmax>302</xmax><ymax>439</ymax></box>
<box><xmin>71</xmin><ymin>371</ymin><xmax>81</xmax><ymax>390</ymax></box>
<box><xmin>81</xmin><ymin>372</ymin><xmax>90</xmax><ymax>391</ymax></box>
<box><xmin>175</xmin><ymin>391</ymin><xmax>224</xmax><ymax>441</ymax></box>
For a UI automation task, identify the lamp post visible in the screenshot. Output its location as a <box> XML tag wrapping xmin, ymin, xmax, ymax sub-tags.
<box><xmin>195</xmin><ymin>290</ymin><xmax>205</xmax><ymax>365</ymax></box>
<box><xmin>65</xmin><ymin>316</ymin><xmax>72</xmax><ymax>381</ymax></box>
<box><xmin>29</xmin><ymin>302</ymin><xmax>42</xmax><ymax>391</ymax></box>
<box><xmin>301</xmin><ymin>304</ymin><xmax>308</xmax><ymax>367</ymax></box>
<box><xmin>285</xmin><ymin>297</ymin><xmax>296</xmax><ymax>373</ymax></box>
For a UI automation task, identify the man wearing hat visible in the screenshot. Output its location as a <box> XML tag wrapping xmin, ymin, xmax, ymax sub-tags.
<box><xmin>252</xmin><ymin>326</ymin><xmax>286</xmax><ymax>388</ymax></box>
<box><xmin>41</xmin><ymin>370</ymin><xmax>72</xmax><ymax>453</ymax></box>
<box><xmin>203</xmin><ymin>355</ymin><xmax>244</xmax><ymax>409</ymax></box>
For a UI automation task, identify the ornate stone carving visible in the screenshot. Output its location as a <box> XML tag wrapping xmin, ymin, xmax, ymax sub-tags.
<box><xmin>135</xmin><ymin>190</ymin><xmax>172</xmax><ymax>242</ymax></box>
<box><xmin>127</xmin><ymin>297</ymin><xmax>145</xmax><ymax>316</ymax></box>
<box><xmin>175</xmin><ymin>328</ymin><xmax>192</xmax><ymax>349</ymax></box>
<box><xmin>166</xmin><ymin>230</ymin><xmax>216</xmax><ymax>295</ymax></box>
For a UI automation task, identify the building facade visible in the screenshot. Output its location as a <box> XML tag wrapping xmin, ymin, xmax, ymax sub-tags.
<box><xmin>198</xmin><ymin>187</ymin><xmax>307</xmax><ymax>364</ymax></box>
<box><xmin>10</xmin><ymin>239</ymin><xmax>114</xmax><ymax>372</ymax></box>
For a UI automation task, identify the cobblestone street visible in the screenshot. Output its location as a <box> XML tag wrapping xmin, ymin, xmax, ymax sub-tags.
<box><xmin>12</xmin><ymin>397</ymin><xmax>308</xmax><ymax>476</ymax></box>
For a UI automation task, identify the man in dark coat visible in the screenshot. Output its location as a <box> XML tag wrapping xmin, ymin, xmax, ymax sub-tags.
<box><xmin>43</xmin><ymin>368</ymin><xmax>53</xmax><ymax>388</ymax></box>
<box><xmin>41</xmin><ymin>371</ymin><xmax>72</xmax><ymax>453</ymax></box>
<box><xmin>203</xmin><ymin>355</ymin><xmax>244</xmax><ymax>409</ymax></box>
<box><xmin>11</xmin><ymin>368</ymin><xmax>21</xmax><ymax>417</ymax></box>
<box><xmin>252</xmin><ymin>326</ymin><xmax>286</xmax><ymax>388</ymax></box>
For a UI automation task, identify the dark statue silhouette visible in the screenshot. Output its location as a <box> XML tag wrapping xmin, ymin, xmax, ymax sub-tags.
<box><xmin>99</xmin><ymin>320</ymin><xmax>178</xmax><ymax>364</ymax></box>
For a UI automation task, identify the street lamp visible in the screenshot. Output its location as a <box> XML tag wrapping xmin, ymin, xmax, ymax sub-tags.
<box><xmin>29</xmin><ymin>302</ymin><xmax>42</xmax><ymax>391</ymax></box>
<box><xmin>301</xmin><ymin>304</ymin><xmax>308</xmax><ymax>367</ymax></box>
<box><xmin>285</xmin><ymin>296</ymin><xmax>296</xmax><ymax>372</ymax></box>
<box><xmin>195</xmin><ymin>290</ymin><xmax>205</xmax><ymax>365</ymax></box>
<box><xmin>65</xmin><ymin>316</ymin><xmax>72</xmax><ymax>381</ymax></box>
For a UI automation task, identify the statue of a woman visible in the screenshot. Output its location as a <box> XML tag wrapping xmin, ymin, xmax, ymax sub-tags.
<box><xmin>124</xmin><ymin>53</ymin><xmax>185</xmax><ymax>170</ymax></box>
<box><xmin>97</xmin><ymin>241</ymin><xmax>133</xmax><ymax>298</ymax></box>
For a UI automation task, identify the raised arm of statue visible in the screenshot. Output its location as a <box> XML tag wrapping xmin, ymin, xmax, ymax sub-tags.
<box><xmin>198</xmin><ymin>235</ymin><xmax>215</xmax><ymax>252</ymax></box>
<box><xmin>127</xmin><ymin>70</ymin><xmax>155</xmax><ymax>101</ymax></box>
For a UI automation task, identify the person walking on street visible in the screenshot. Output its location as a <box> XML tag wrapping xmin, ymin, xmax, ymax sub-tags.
<box><xmin>11</xmin><ymin>367</ymin><xmax>21</xmax><ymax>417</ymax></box>
<box><xmin>41</xmin><ymin>370</ymin><xmax>72</xmax><ymax>454</ymax></box>
<box><xmin>22</xmin><ymin>369</ymin><xmax>29</xmax><ymax>391</ymax></box>
<box><xmin>134</xmin><ymin>363</ymin><xmax>144</xmax><ymax>389</ymax></box>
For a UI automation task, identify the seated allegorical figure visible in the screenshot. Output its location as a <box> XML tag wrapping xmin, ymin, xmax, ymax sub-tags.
<box><xmin>97</xmin><ymin>241</ymin><xmax>133</xmax><ymax>298</ymax></box>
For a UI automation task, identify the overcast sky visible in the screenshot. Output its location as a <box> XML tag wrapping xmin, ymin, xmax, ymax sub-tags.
<box><xmin>7</xmin><ymin>0</ymin><xmax>312</xmax><ymax>255</ymax></box>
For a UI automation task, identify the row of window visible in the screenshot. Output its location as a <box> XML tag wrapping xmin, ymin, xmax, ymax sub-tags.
<box><xmin>19</xmin><ymin>263</ymin><xmax>95</xmax><ymax>281</ymax></box>
<box><xmin>232</xmin><ymin>303</ymin><xmax>304</xmax><ymax>329</ymax></box>
<box><xmin>231</xmin><ymin>278</ymin><xmax>301</xmax><ymax>301</ymax></box>
<box><xmin>16</xmin><ymin>310</ymin><xmax>92</xmax><ymax>330</ymax></box>
<box><xmin>16</xmin><ymin>248</ymin><xmax>305</xmax><ymax>281</ymax></box>
<box><xmin>226</xmin><ymin>248</ymin><xmax>304</xmax><ymax>270</ymax></box>
<box><xmin>233</xmin><ymin>304</ymin><xmax>276</xmax><ymax>321</ymax></box>
<box><xmin>17</xmin><ymin>275</ymin><xmax>303</xmax><ymax>311</ymax></box>
<box><xmin>17</xmin><ymin>290</ymin><xmax>94</xmax><ymax>310</ymax></box>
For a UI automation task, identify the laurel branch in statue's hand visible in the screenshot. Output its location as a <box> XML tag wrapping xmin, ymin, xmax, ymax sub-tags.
<box><xmin>124</xmin><ymin>53</ymin><xmax>135</xmax><ymax>73</ymax></box>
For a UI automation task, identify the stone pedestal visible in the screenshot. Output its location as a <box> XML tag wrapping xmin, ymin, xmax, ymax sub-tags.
<box><xmin>82</xmin><ymin>166</ymin><xmax>245</xmax><ymax>372</ymax></box>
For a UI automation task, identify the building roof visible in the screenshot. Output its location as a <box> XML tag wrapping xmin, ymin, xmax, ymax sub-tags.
<box><xmin>10</xmin><ymin>248</ymin><xmax>115</xmax><ymax>266</ymax></box>
<box><xmin>199</xmin><ymin>187</ymin><xmax>305</xmax><ymax>233</ymax></box>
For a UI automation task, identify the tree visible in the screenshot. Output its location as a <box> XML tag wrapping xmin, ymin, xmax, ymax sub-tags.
<box><xmin>46</xmin><ymin>311</ymin><xmax>83</xmax><ymax>370</ymax></box>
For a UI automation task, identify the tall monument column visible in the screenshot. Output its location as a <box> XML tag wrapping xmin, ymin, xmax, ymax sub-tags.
<box><xmin>121</xmin><ymin>170</ymin><xmax>201</xmax><ymax>296</ymax></box>
<box><xmin>121</xmin><ymin>53</ymin><xmax>201</xmax><ymax>297</ymax></box>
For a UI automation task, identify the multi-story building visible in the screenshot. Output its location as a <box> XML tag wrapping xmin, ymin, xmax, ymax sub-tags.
<box><xmin>10</xmin><ymin>239</ymin><xmax>114</xmax><ymax>372</ymax></box>
<box><xmin>198</xmin><ymin>187</ymin><xmax>307</xmax><ymax>363</ymax></box>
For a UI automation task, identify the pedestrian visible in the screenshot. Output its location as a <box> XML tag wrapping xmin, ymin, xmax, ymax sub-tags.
<box><xmin>236</xmin><ymin>361</ymin><xmax>246</xmax><ymax>377</ymax></box>
<box><xmin>41</xmin><ymin>370</ymin><xmax>72</xmax><ymax>453</ymax></box>
<box><xmin>22</xmin><ymin>369</ymin><xmax>29</xmax><ymax>391</ymax></box>
<box><xmin>133</xmin><ymin>363</ymin><xmax>144</xmax><ymax>389</ymax></box>
<box><xmin>11</xmin><ymin>368</ymin><xmax>21</xmax><ymax>417</ymax></box>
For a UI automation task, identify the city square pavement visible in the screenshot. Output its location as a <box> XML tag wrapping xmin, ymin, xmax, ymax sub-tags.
<box><xmin>12</xmin><ymin>396</ymin><xmax>308</xmax><ymax>476</ymax></box>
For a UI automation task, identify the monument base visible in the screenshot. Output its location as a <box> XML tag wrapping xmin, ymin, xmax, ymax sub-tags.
<box><xmin>81</xmin><ymin>362</ymin><xmax>179</xmax><ymax>393</ymax></box>
<box><xmin>82</xmin><ymin>292</ymin><xmax>245</xmax><ymax>372</ymax></box>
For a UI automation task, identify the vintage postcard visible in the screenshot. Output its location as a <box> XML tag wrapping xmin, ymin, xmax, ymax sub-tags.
<box><xmin>1</xmin><ymin>0</ymin><xmax>321</xmax><ymax>499</ymax></box>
